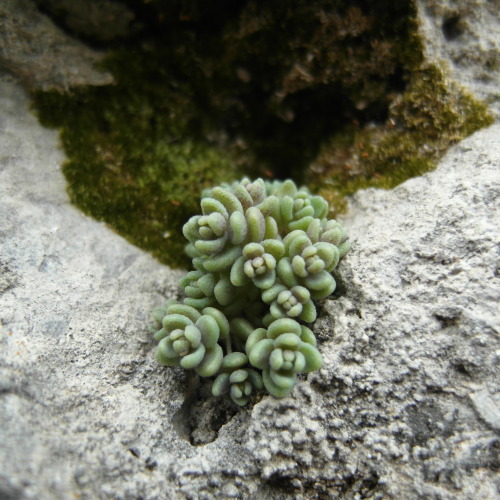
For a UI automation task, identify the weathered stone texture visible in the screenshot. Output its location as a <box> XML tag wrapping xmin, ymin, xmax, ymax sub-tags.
<box><xmin>1</xmin><ymin>77</ymin><xmax>499</xmax><ymax>498</ymax></box>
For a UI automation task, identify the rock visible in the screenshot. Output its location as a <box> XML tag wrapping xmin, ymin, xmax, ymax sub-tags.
<box><xmin>1</xmin><ymin>72</ymin><xmax>499</xmax><ymax>498</ymax></box>
<box><xmin>417</xmin><ymin>0</ymin><xmax>500</xmax><ymax>118</ymax></box>
<box><xmin>34</xmin><ymin>0</ymin><xmax>138</xmax><ymax>42</ymax></box>
<box><xmin>1</xmin><ymin>0</ymin><xmax>500</xmax><ymax>498</ymax></box>
<box><xmin>0</xmin><ymin>0</ymin><xmax>112</xmax><ymax>91</ymax></box>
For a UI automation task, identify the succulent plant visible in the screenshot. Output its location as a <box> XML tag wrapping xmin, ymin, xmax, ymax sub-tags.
<box><xmin>212</xmin><ymin>352</ymin><xmax>263</xmax><ymax>406</ymax></box>
<box><xmin>151</xmin><ymin>178</ymin><xmax>350</xmax><ymax>405</ymax></box>
<box><xmin>245</xmin><ymin>318</ymin><xmax>322</xmax><ymax>397</ymax></box>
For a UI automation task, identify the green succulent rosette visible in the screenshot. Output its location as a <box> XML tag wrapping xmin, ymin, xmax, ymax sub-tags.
<box><xmin>155</xmin><ymin>304</ymin><xmax>227</xmax><ymax>377</ymax></box>
<box><xmin>262</xmin><ymin>282</ymin><xmax>317</xmax><ymax>322</ymax></box>
<box><xmin>212</xmin><ymin>352</ymin><xmax>263</xmax><ymax>406</ymax></box>
<box><xmin>151</xmin><ymin>178</ymin><xmax>350</xmax><ymax>405</ymax></box>
<box><xmin>230</xmin><ymin>240</ymin><xmax>285</xmax><ymax>290</ymax></box>
<box><xmin>179</xmin><ymin>270</ymin><xmax>217</xmax><ymax>309</ymax></box>
<box><xmin>245</xmin><ymin>318</ymin><xmax>322</xmax><ymax>398</ymax></box>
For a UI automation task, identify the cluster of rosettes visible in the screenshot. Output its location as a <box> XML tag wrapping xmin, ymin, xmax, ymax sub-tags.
<box><xmin>151</xmin><ymin>178</ymin><xmax>349</xmax><ymax>405</ymax></box>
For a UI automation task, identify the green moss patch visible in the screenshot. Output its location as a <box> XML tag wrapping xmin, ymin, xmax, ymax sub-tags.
<box><xmin>31</xmin><ymin>0</ymin><xmax>493</xmax><ymax>266</ymax></box>
<box><xmin>307</xmin><ymin>65</ymin><xmax>493</xmax><ymax>213</ymax></box>
<box><xmin>33</xmin><ymin>56</ymin><xmax>237</xmax><ymax>268</ymax></box>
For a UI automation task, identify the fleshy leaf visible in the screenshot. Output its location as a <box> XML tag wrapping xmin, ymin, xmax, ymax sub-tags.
<box><xmin>228</xmin><ymin>211</ymin><xmax>247</xmax><ymax>245</ymax></box>
<box><xmin>298</xmin><ymin>342</ymin><xmax>323</xmax><ymax>372</ymax></box>
<box><xmin>183</xmin><ymin>296</ymin><xmax>215</xmax><ymax>309</ymax></box>
<box><xmin>288</xmin><ymin>216</ymin><xmax>314</xmax><ymax>232</ymax></box>
<box><xmin>262</xmin><ymin>368</ymin><xmax>294</xmax><ymax>398</ymax></box>
<box><xmin>291</xmin><ymin>255</ymin><xmax>307</xmax><ymax>277</ymax></box>
<box><xmin>280</xmin><ymin>196</ymin><xmax>294</xmax><ymax>223</ymax></box>
<box><xmin>154</xmin><ymin>328</ymin><xmax>168</xmax><ymax>341</ymax></box>
<box><xmin>182</xmin><ymin>216</ymin><xmax>201</xmax><ymax>242</ymax></box>
<box><xmin>202</xmin><ymin>307</ymin><xmax>229</xmax><ymax>339</ymax></box>
<box><xmin>233</xmin><ymin>184</ymin><xmax>254</xmax><ymax>211</ymax></box>
<box><xmin>299</xmin><ymin>301</ymin><xmax>317</xmax><ymax>323</ymax></box>
<box><xmin>211</xmin><ymin>186</ymin><xmax>243</xmax><ymax>214</ymax></box>
<box><xmin>262</xmin><ymin>239</ymin><xmax>285</xmax><ymax>260</ymax></box>
<box><xmin>180</xmin><ymin>343</ymin><xmax>206</xmax><ymax>369</ymax></box>
<box><xmin>163</xmin><ymin>313</ymin><xmax>193</xmax><ymax>333</ymax></box>
<box><xmin>212</xmin><ymin>373</ymin><xmax>230</xmax><ymax>396</ymax></box>
<box><xmin>195</xmin><ymin>314</ymin><xmax>219</xmax><ymax>348</ymax></box>
<box><xmin>310</xmin><ymin>196</ymin><xmax>328</xmax><ymax>219</ymax></box>
<box><xmin>269</xmin><ymin>368</ymin><xmax>297</xmax><ymax>390</ymax></box>
<box><xmin>203</xmin><ymin>246</ymin><xmax>241</xmax><ymax>272</ymax></box>
<box><xmin>156</xmin><ymin>346</ymin><xmax>180</xmax><ymax>367</ymax></box>
<box><xmin>264</xmin><ymin>216</ymin><xmax>278</xmax><ymax>239</ymax></box>
<box><xmin>195</xmin><ymin>235</ymin><xmax>227</xmax><ymax>255</ymax></box>
<box><xmin>306</xmin><ymin>218</ymin><xmax>322</xmax><ymax>242</ymax></box>
<box><xmin>231</xmin><ymin>318</ymin><xmax>256</xmax><ymax>341</ymax></box>
<box><xmin>247</xmin><ymin>369</ymin><xmax>263</xmax><ymax>390</ymax></box>
<box><xmin>246</xmin><ymin>207</ymin><xmax>265</xmax><ymax>242</ymax></box>
<box><xmin>195</xmin><ymin>344</ymin><xmax>223</xmax><ymax>376</ymax></box>
<box><xmin>222</xmin><ymin>352</ymin><xmax>248</xmax><ymax>370</ymax></box>
<box><xmin>257</xmin><ymin>195</ymin><xmax>278</xmax><ymax>216</ymax></box>
<box><xmin>157</xmin><ymin>337</ymin><xmax>178</xmax><ymax>359</ymax></box>
<box><xmin>245</xmin><ymin>327</ymin><xmax>267</xmax><ymax>357</ymax></box>
<box><xmin>267</xmin><ymin>318</ymin><xmax>302</xmax><ymax>339</ymax></box>
<box><xmin>338</xmin><ymin>241</ymin><xmax>351</xmax><ymax>258</ymax></box>
<box><xmin>277</xmin><ymin>257</ymin><xmax>298</xmax><ymax>287</ymax></box>
<box><xmin>248</xmin><ymin>339</ymin><xmax>274</xmax><ymax>369</ymax></box>
<box><xmin>253</xmin><ymin>270</ymin><xmax>276</xmax><ymax>290</ymax></box>
<box><xmin>288</xmin><ymin>232</ymin><xmax>312</xmax><ymax>257</ymax></box>
<box><xmin>274</xmin><ymin>332</ymin><xmax>301</xmax><ymax>350</ymax></box>
<box><xmin>230</xmin><ymin>255</ymin><xmax>248</xmax><ymax>286</ymax></box>
<box><xmin>303</xmin><ymin>270</ymin><xmax>335</xmax><ymax>291</ymax></box>
<box><xmin>229</xmin><ymin>369</ymin><xmax>248</xmax><ymax>384</ymax></box>
<box><xmin>185</xmin><ymin>285</ymin><xmax>205</xmax><ymax>298</ymax></box>
<box><xmin>201</xmin><ymin>197</ymin><xmax>228</xmax><ymax>218</ymax></box>
<box><xmin>261</xmin><ymin>283</ymin><xmax>286</xmax><ymax>304</ymax></box>
<box><xmin>300</xmin><ymin>325</ymin><xmax>317</xmax><ymax>346</ymax></box>
<box><xmin>197</xmin><ymin>273</ymin><xmax>216</xmax><ymax>296</ymax></box>
<box><xmin>183</xmin><ymin>324</ymin><xmax>201</xmax><ymax>347</ymax></box>
<box><xmin>214</xmin><ymin>275</ymin><xmax>235</xmax><ymax>306</ymax></box>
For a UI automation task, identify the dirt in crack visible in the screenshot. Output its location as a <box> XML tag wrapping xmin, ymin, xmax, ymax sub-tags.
<box><xmin>171</xmin><ymin>374</ymin><xmax>239</xmax><ymax>446</ymax></box>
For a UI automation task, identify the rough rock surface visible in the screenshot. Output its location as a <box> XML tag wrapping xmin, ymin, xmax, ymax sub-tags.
<box><xmin>0</xmin><ymin>0</ymin><xmax>112</xmax><ymax>91</ymax></box>
<box><xmin>1</xmin><ymin>71</ymin><xmax>499</xmax><ymax>500</ymax></box>
<box><xmin>417</xmin><ymin>0</ymin><xmax>500</xmax><ymax>118</ymax></box>
<box><xmin>2</xmin><ymin>1</ymin><xmax>500</xmax><ymax>498</ymax></box>
<box><xmin>34</xmin><ymin>0</ymin><xmax>138</xmax><ymax>42</ymax></box>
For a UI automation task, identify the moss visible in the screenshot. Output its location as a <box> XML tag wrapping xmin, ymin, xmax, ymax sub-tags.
<box><xmin>307</xmin><ymin>65</ymin><xmax>494</xmax><ymax>214</ymax></box>
<box><xmin>32</xmin><ymin>52</ymin><xmax>239</xmax><ymax>268</ymax></box>
<box><xmin>31</xmin><ymin>0</ymin><xmax>493</xmax><ymax>266</ymax></box>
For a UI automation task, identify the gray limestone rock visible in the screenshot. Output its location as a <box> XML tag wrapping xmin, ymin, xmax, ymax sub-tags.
<box><xmin>1</xmin><ymin>74</ymin><xmax>499</xmax><ymax>498</ymax></box>
<box><xmin>0</xmin><ymin>0</ymin><xmax>113</xmax><ymax>91</ymax></box>
<box><xmin>34</xmin><ymin>0</ymin><xmax>138</xmax><ymax>42</ymax></box>
<box><xmin>417</xmin><ymin>0</ymin><xmax>500</xmax><ymax>118</ymax></box>
<box><xmin>1</xmin><ymin>1</ymin><xmax>500</xmax><ymax>499</ymax></box>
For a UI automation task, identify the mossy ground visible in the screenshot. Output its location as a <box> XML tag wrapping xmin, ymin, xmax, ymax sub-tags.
<box><xmin>33</xmin><ymin>50</ymin><xmax>239</xmax><ymax>268</ymax></box>
<box><xmin>32</xmin><ymin>0</ymin><xmax>493</xmax><ymax>267</ymax></box>
<box><xmin>307</xmin><ymin>65</ymin><xmax>493</xmax><ymax>214</ymax></box>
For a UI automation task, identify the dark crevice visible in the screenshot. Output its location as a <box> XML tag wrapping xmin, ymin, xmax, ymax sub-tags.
<box><xmin>442</xmin><ymin>15</ymin><xmax>465</xmax><ymax>41</ymax></box>
<box><xmin>171</xmin><ymin>375</ymin><xmax>240</xmax><ymax>446</ymax></box>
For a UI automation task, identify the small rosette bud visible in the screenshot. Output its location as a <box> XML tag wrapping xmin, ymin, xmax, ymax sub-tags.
<box><xmin>180</xmin><ymin>270</ymin><xmax>216</xmax><ymax>309</ymax></box>
<box><xmin>291</xmin><ymin>242</ymin><xmax>340</xmax><ymax>277</ymax></box>
<box><xmin>262</xmin><ymin>283</ymin><xmax>317</xmax><ymax>322</ymax></box>
<box><xmin>212</xmin><ymin>352</ymin><xmax>263</xmax><ymax>406</ymax></box>
<box><xmin>245</xmin><ymin>318</ymin><xmax>322</xmax><ymax>398</ymax></box>
<box><xmin>230</xmin><ymin>240</ymin><xmax>284</xmax><ymax>289</ymax></box>
<box><xmin>320</xmin><ymin>220</ymin><xmax>351</xmax><ymax>258</ymax></box>
<box><xmin>155</xmin><ymin>304</ymin><xmax>225</xmax><ymax>377</ymax></box>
